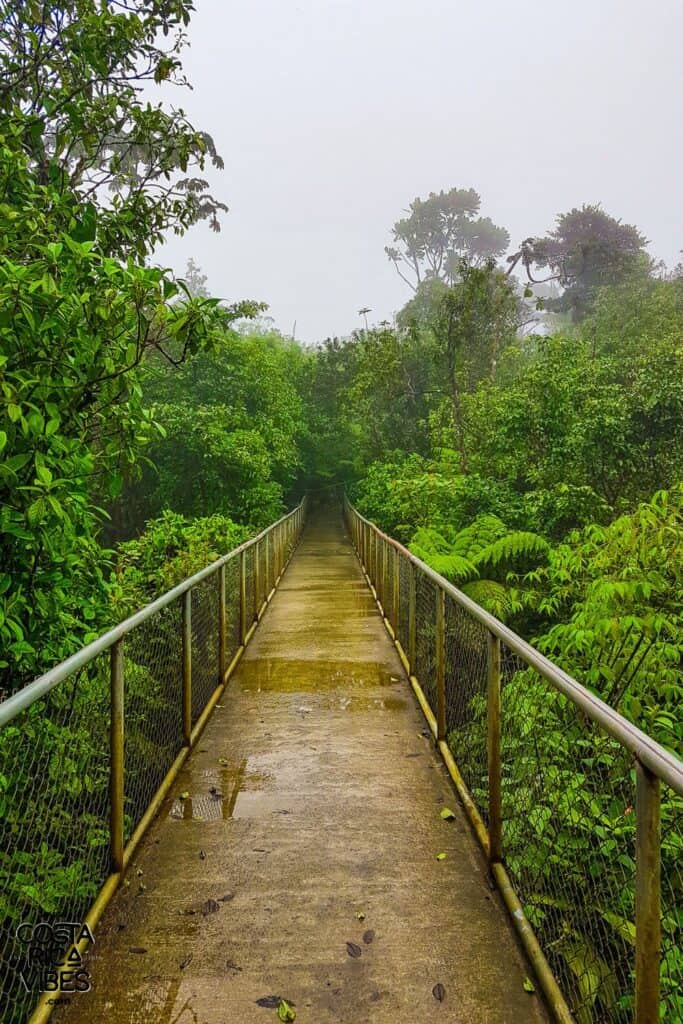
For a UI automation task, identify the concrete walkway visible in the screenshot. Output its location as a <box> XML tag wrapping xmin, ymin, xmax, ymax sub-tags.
<box><xmin>61</xmin><ymin>510</ymin><xmax>548</xmax><ymax>1023</ymax></box>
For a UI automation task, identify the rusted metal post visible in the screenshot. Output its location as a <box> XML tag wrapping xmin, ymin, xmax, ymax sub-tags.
<box><xmin>265</xmin><ymin>532</ymin><xmax>270</xmax><ymax>593</ymax></box>
<box><xmin>239</xmin><ymin>550</ymin><xmax>247</xmax><ymax>645</ymax></box>
<box><xmin>436</xmin><ymin>588</ymin><xmax>446</xmax><ymax>742</ymax></box>
<box><xmin>392</xmin><ymin>547</ymin><xmax>400</xmax><ymax>629</ymax></box>
<box><xmin>371</xmin><ymin>531</ymin><xmax>376</xmax><ymax>592</ymax></box>
<box><xmin>487</xmin><ymin>631</ymin><xmax>503</xmax><ymax>864</ymax></box>
<box><xmin>110</xmin><ymin>640</ymin><xmax>124</xmax><ymax>874</ymax></box>
<box><xmin>408</xmin><ymin>562</ymin><xmax>416</xmax><ymax>673</ymax></box>
<box><xmin>635</xmin><ymin>761</ymin><xmax>661</xmax><ymax>1024</ymax></box>
<box><xmin>218</xmin><ymin>565</ymin><xmax>226</xmax><ymax>683</ymax></box>
<box><xmin>182</xmin><ymin>590</ymin><xmax>192</xmax><ymax>744</ymax></box>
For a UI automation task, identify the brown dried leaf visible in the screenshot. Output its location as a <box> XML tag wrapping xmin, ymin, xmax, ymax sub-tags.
<box><xmin>201</xmin><ymin>898</ymin><xmax>220</xmax><ymax>916</ymax></box>
<box><xmin>128</xmin><ymin>946</ymin><xmax>147</xmax><ymax>955</ymax></box>
<box><xmin>432</xmin><ymin>982</ymin><xmax>446</xmax><ymax>1002</ymax></box>
<box><xmin>346</xmin><ymin>941</ymin><xmax>362</xmax><ymax>958</ymax></box>
<box><xmin>362</xmin><ymin>929</ymin><xmax>375</xmax><ymax>944</ymax></box>
<box><xmin>179</xmin><ymin>953</ymin><xmax>193</xmax><ymax>970</ymax></box>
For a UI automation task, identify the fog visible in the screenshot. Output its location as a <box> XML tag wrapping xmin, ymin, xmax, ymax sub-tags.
<box><xmin>158</xmin><ymin>0</ymin><xmax>683</xmax><ymax>344</ymax></box>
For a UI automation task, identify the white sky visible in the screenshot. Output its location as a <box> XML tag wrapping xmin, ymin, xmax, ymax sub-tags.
<box><xmin>157</xmin><ymin>0</ymin><xmax>683</xmax><ymax>344</ymax></box>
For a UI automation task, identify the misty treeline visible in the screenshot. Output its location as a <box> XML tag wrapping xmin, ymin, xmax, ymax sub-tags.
<box><xmin>0</xmin><ymin>3</ymin><xmax>681</xmax><ymax>1020</ymax></box>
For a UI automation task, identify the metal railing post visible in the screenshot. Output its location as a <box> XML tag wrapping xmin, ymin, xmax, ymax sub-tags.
<box><xmin>182</xmin><ymin>590</ymin><xmax>192</xmax><ymax>744</ymax></box>
<box><xmin>218</xmin><ymin>565</ymin><xmax>226</xmax><ymax>683</ymax></box>
<box><xmin>487</xmin><ymin>631</ymin><xmax>502</xmax><ymax>864</ymax></box>
<box><xmin>239</xmin><ymin>550</ymin><xmax>247</xmax><ymax>645</ymax></box>
<box><xmin>381</xmin><ymin>539</ymin><xmax>387</xmax><ymax>610</ymax></box>
<box><xmin>408</xmin><ymin>562</ymin><xmax>416</xmax><ymax>673</ymax></box>
<box><xmin>436</xmin><ymin>588</ymin><xmax>446</xmax><ymax>742</ymax></box>
<box><xmin>110</xmin><ymin>640</ymin><xmax>124</xmax><ymax>874</ymax></box>
<box><xmin>635</xmin><ymin>762</ymin><xmax>661</xmax><ymax>1024</ymax></box>
<box><xmin>265</xmin><ymin>532</ymin><xmax>270</xmax><ymax>594</ymax></box>
<box><xmin>254</xmin><ymin>539</ymin><xmax>261</xmax><ymax>617</ymax></box>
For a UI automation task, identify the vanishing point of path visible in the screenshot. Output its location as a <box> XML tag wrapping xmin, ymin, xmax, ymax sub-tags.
<box><xmin>60</xmin><ymin>510</ymin><xmax>548</xmax><ymax>1024</ymax></box>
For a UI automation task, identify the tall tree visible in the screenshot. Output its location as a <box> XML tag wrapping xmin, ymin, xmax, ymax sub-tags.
<box><xmin>0</xmin><ymin>0</ymin><xmax>226</xmax><ymax>260</ymax></box>
<box><xmin>428</xmin><ymin>260</ymin><xmax>519</xmax><ymax>470</ymax></box>
<box><xmin>509</xmin><ymin>204</ymin><xmax>650</xmax><ymax>320</ymax></box>
<box><xmin>385</xmin><ymin>187</ymin><xmax>510</xmax><ymax>290</ymax></box>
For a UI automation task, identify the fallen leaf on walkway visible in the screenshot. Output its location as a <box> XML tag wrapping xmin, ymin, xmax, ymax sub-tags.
<box><xmin>436</xmin><ymin>852</ymin><xmax>446</xmax><ymax>861</ymax></box>
<box><xmin>346</xmin><ymin>941</ymin><xmax>362</xmax><ymax>958</ymax></box>
<box><xmin>256</xmin><ymin>996</ymin><xmax>281</xmax><ymax>1008</ymax></box>
<box><xmin>440</xmin><ymin>807</ymin><xmax>456</xmax><ymax>821</ymax></box>
<box><xmin>218</xmin><ymin>757</ymin><xmax>230</xmax><ymax>766</ymax></box>
<box><xmin>128</xmin><ymin>947</ymin><xmax>147</xmax><ymax>955</ymax></box>
<box><xmin>278</xmin><ymin>998</ymin><xmax>296</xmax><ymax>1022</ymax></box>
<box><xmin>218</xmin><ymin>892</ymin><xmax>234</xmax><ymax>902</ymax></box>
<box><xmin>179</xmin><ymin>953</ymin><xmax>192</xmax><ymax>970</ymax></box>
<box><xmin>432</xmin><ymin>982</ymin><xmax>446</xmax><ymax>1002</ymax></box>
<box><xmin>179</xmin><ymin>791</ymin><xmax>190</xmax><ymax>800</ymax></box>
<box><xmin>362</xmin><ymin>929</ymin><xmax>375</xmax><ymax>944</ymax></box>
<box><xmin>201</xmin><ymin>898</ymin><xmax>220</xmax><ymax>916</ymax></box>
<box><xmin>523</xmin><ymin>977</ymin><xmax>535</xmax><ymax>994</ymax></box>
<box><xmin>199</xmin><ymin>849</ymin><xmax>206</xmax><ymax>860</ymax></box>
<box><xmin>355</xmin><ymin>910</ymin><xmax>366</xmax><ymax>921</ymax></box>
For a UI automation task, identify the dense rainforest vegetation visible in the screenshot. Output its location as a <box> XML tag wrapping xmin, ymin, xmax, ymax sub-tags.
<box><xmin>0</xmin><ymin>3</ymin><xmax>681</xmax><ymax>1022</ymax></box>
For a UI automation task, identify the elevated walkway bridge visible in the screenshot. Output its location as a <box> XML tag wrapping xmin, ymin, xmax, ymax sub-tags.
<box><xmin>1</xmin><ymin>501</ymin><xmax>681</xmax><ymax>1024</ymax></box>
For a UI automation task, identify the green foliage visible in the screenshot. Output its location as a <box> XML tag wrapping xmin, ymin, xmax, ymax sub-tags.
<box><xmin>520</xmin><ymin>204</ymin><xmax>651</xmax><ymax>321</ymax></box>
<box><xmin>385</xmin><ymin>187</ymin><xmax>510</xmax><ymax>289</ymax></box>
<box><xmin>0</xmin><ymin>0</ymin><xmax>227</xmax><ymax>260</ymax></box>
<box><xmin>115</xmin><ymin>511</ymin><xmax>249</xmax><ymax>610</ymax></box>
<box><xmin>109</xmin><ymin>329</ymin><xmax>307</xmax><ymax>538</ymax></box>
<box><xmin>408</xmin><ymin>515</ymin><xmax>548</xmax><ymax>620</ymax></box>
<box><xmin>517</xmin><ymin>486</ymin><xmax>683</xmax><ymax>756</ymax></box>
<box><xmin>0</xmin><ymin>129</ymin><xmax>225</xmax><ymax>692</ymax></box>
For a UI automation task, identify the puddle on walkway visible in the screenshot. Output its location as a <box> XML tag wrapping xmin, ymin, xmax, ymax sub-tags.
<box><xmin>239</xmin><ymin>658</ymin><xmax>403</xmax><ymax>693</ymax></box>
<box><xmin>168</xmin><ymin>757</ymin><xmax>276</xmax><ymax>821</ymax></box>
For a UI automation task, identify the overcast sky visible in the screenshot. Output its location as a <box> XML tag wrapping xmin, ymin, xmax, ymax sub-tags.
<box><xmin>158</xmin><ymin>0</ymin><xmax>683</xmax><ymax>344</ymax></box>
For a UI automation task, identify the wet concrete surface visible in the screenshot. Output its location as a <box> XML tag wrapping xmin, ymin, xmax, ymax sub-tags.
<box><xmin>59</xmin><ymin>508</ymin><xmax>548</xmax><ymax>1023</ymax></box>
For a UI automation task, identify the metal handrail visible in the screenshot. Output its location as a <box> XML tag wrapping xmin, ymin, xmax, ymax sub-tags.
<box><xmin>1</xmin><ymin>498</ymin><xmax>307</xmax><ymax>1024</ymax></box>
<box><xmin>344</xmin><ymin>497</ymin><xmax>682</xmax><ymax>1024</ymax></box>
<box><xmin>347</xmin><ymin>503</ymin><xmax>683</xmax><ymax>798</ymax></box>
<box><xmin>0</xmin><ymin>504</ymin><xmax>304</xmax><ymax>729</ymax></box>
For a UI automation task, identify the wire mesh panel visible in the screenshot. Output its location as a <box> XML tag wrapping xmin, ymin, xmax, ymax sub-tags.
<box><xmin>0</xmin><ymin>656</ymin><xmax>111</xmax><ymax>1024</ymax></box>
<box><xmin>660</xmin><ymin>789</ymin><xmax>683</xmax><ymax>1022</ymax></box>
<box><xmin>124</xmin><ymin>599</ymin><xmax>183</xmax><ymax>838</ymax></box>
<box><xmin>244</xmin><ymin>544</ymin><xmax>255</xmax><ymax>625</ymax></box>
<box><xmin>0</xmin><ymin>503</ymin><xmax>306</xmax><ymax>1024</ymax></box>
<box><xmin>223</xmin><ymin>556</ymin><xmax>241</xmax><ymax>660</ymax></box>
<box><xmin>444</xmin><ymin>596</ymin><xmax>490</xmax><ymax>822</ymax></box>
<box><xmin>190</xmin><ymin>573</ymin><xmax>220</xmax><ymax>725</ymax></box>
<box><xmin>343</xmin><ymin>501</ymin><xmax>683</xmax><ymax>1024</ymax></box>
<box><xmin>397</xmin><ymin>552</ymin><xmax>412</xmax><ymax>655</ymax></box>
<box><xmin>384</xmin><ymin>543</ymin><xmax>395</xmax><ymax>621</ymax></box>
<box><xmin>415</xmin><ymin>572</ymin><xmax>438</xmax><ymax>712</ymax></box>
<box><xmin>501</xmin><ymin>649</ymin><xmax>636</xmax><ymax>1022</ymax></box>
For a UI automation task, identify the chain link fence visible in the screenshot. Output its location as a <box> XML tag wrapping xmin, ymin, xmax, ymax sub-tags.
<box><xmin>345</xmin><ymin>498</ymin><xmax>683</xmax><ymax>1024</ymax></box>
<box><xmin>0</xmin><ymin>501</ymin><xmax>306</xmax><ymax>1024</ymax></box>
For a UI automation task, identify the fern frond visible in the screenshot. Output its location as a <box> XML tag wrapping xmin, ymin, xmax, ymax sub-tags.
<box><xmin>451</xmin><ymin>514</ymin><xmax>508</xmax><ymax>558</ymax></box>
<box><xmin>462</xmin><ymin>579</ymin><xmax>511</xmax><ymax>621</ymax></box>
<box><xmin>473</xmin><ymin>531</ymin><xmax>550</xmax><ymax>574</ymax></box>
<box><xmin>409</xmin><ymin>528</ymin><xmax>478</xmax><ymax>583</ymax></box>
